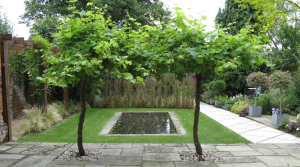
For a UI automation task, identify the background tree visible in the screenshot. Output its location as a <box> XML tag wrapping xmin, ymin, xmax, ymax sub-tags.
<box><xmin>0</xmin><ymin>5</ymin><xmax>14</xmax><ymax>34</ymax></box>
<box><xmin>215</xmin><ymin>0</ymin><xmax>261</xmax><ymax>35</ymax></box>
<box><xmin>20</xmin><ymin>0</ymin><xmax>171</xmax><ymax>26</ymax></box>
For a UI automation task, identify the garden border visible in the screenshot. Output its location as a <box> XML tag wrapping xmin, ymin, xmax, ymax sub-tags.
<box><xmin>99</xmin><ymin>111</ymin><xmax>187</xmax><ymax>136</ymax></box>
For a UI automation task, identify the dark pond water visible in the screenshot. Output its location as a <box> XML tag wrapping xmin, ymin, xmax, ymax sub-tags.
<box><xmin>109</xmin><ymin>112</ymin><xmax>178</xmax><ymax>134</ymax></box>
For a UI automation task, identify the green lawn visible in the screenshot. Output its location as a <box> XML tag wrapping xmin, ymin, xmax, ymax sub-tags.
<box><xmin>17</xmin><ymin>108</ymin><xmax>250</xmax><ymax>143</ymax></box>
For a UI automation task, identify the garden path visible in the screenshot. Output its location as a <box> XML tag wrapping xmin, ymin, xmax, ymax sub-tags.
<box><xmin>200</xmin><ymin>102</ymin><xmax>300</xmax><ymax>143</ymax></box>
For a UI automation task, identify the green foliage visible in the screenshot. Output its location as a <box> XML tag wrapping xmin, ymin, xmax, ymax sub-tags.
<box><xmin>29</xmin><ymin>16</ymin><xmax>62</xmax><ymax>43</ymax></box>
<box><xmin>231</xmin><ymin>101</ymin><xmax>248</xmax><ymax>114</ymax></box>
<box><xmin>278</xmin><ymin>117</ymin><xmax>290</xmax><ymax>129</ymax></box>
<box><xmin>246</xmin><ymin>72</ymin><xmax>268</xmax><ymax>88</ymax></box>
<box><xmin>20</xmin><ymin>0</ymin><xmax>171</xmax><ymax>27</ymax></box>
<box><xmin>215</xmin><ymin>0</ymin><xmax>261</xmax><ymax>35</ymax></box>
<box><xmin>271</xmin><ymin>24</ymin><xmax>300</xmax><ymax>70</ymax></box>
<box><xmin>0</xmin><ymin>5</ymin><xmax>14</xmax><ymax>34</ymax></box>
<box><xmin>269</xmin><ymin>70</ymin><xmax>293</xmax><ymax>90</ymax></box>
<box><xmin>257</xmin><ymin>94</ymin><xmax>272</xmax><ymax>114</ymax></box>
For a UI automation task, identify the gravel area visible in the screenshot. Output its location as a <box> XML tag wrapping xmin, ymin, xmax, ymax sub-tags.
<box><xmin>56</xmin><ymin>150</ymin><xmax>103</xmax><ymax>161</ymax></box>
<box><xmin>180</xmin><ymin>151</ymin><xmax>224</xmax><ymax>162</ymax></box>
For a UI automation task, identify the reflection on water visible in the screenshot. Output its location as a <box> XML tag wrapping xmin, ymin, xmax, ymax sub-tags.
<box><xmin>109</xmin><ymin>112</ymin><xmax>178</xmax><ymax>134</ymax></box>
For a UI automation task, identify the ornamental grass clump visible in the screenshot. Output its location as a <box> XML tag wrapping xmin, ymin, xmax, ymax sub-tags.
<box><xmin>269</xmin><ymin>70</ymin><xmax>293</xmax><ymax>114</ymax></box>
<box><xmin>246</xmin><ymin>72</ymin><xmax>268</xmax><ymax>106</ymax></box>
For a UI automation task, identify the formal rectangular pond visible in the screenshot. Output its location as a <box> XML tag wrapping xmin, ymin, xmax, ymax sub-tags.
<box><xmin>99</xmin><ymin>111</ymin><xmax>187</xmax><ymax>136</ymax></box>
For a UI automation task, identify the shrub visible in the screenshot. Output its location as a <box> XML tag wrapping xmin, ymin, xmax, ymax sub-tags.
<box><xmin>269</xmin><ymin>70</ymin><xmax>293</xmax><ymax>114</ymax></box>
<box><xmin>246</xmin><ymin>72</ymin><xmax>268</xmax><ymax>106</ymax></box>
<box><xmin>257</xmin><ymin>94</ymin><xmax>272</xmax><ymax>115</ymax></box>
<box><xmin>208</xmin><ymin>80</ymin><xmax>226</xmax><ymax>99</ymax></box>
<box><xmin>231</xmin><ymin>101</ymin><xmax>248</xmax><ymax>114</ymax></box>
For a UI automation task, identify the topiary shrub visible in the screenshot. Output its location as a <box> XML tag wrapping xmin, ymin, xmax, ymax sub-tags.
<box><xmin>208</xmin><ymin>80</ymin><xmax>226</xmax><ymax>99</ymax></box>
<box><xmin>269</xmin><ymin>70</ymin><xmax>293</xmax><ymax>114</ymax></box>
<box><xmin>246</xmin><ymin>72</ymin><xmax>268</xmax><ymax>106</ymax></box>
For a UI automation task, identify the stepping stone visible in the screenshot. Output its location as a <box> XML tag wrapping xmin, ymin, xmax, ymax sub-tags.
<box><xmin>256</xmin><ymin>155</ymin><xmax>300</xmax><ymax>166</ymax></box>
<box><xmin>143</xmin><ymin>153</ymin><xmax>181</xmax><ymax>161</ymax></box>
<box><xmin>12</xmin><ymin>155</ymin><xmax>57</xmax><ymax>167</ymax></box>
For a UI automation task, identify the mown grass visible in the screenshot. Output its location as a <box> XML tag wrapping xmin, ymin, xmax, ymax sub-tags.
<box><xmin>17</xmin><ymin>108</ymin><xmax>250</xmax><ymax>143</ymax></box>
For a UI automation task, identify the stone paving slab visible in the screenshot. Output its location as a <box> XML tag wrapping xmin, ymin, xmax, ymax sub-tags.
<box><xmin>0</xmin><ymin>154</ymin><xmax>26</xmax><ymax>159</ymax></box>
<box><xmin>217</xmin><ymin>156</ymin><xmax>261</xmax><ymax>163</ymax></box>
<box><xmin>143</xmin><ymin>153</ymin><xmax>181</xmax><ymax>161</ymax></box>
<box><xmin>143</xmin><ymin>161</ymin><xmax>174</xmax><ymax>167</ymax></box>
<box><xmin>145</xmin><ymin>146</ymin><xmax>190</xmax><ymax>153</ymax></box>
<box><xmin>102</xmin><ymin>143</ymin><xmax>132</xmax><ymax>149</ymax></box>
<box><xmin>0</xmin><ymin>159</ymin><xmax>18</xmax><ymax>167</ymax></box>
<box><xmin>229</xmin><ymin>150</ymin><xmax>262</xmax><ymax>156</ymax></box>
<box><xmin>216</xmin><ymin>162</ymin><xmax>268</xmax><ymax>167</ymax></box>
<box><xmin>101</xmin><ymin>149</ymin><xmax>122</xmax><ymax>156</ymax></box>
<box><xmin>256</xmin><ymin>155</ymin><xmax>300</xmax><ymax>166</ymax></box>
<box><xmin>121</xmin><ymin>149</ymin><xmax>143</xmax><ymax>156</ymax></box>
<box><xmin>175</xmin><ymin>162</ymin><xmax>217</xmax><ymax>167</ymax></box>
<box><xmin>12</xmin><ymin>155</ymin><xmax>57</xmax><ymax>167</ymax></box>
<box><xmin>215</xmin><ymin>145</ymin><xmax>255</xmax><ymax>152</ymax></box>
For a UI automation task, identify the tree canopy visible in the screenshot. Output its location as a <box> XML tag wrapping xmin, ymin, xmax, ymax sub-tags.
<box><xmin>0</xmin><ymin>5</ymin><xmax>14</xmax><ymax>34</ymax></box>
<box><xmin>215</xmin><ymin>0</ymin><xmax>261</xmax><ymax>35</ymax></box>
<box><xmin>20</xmin><ymin>0</ymin><xmax>171</xmax><ymax>26</ymax></box>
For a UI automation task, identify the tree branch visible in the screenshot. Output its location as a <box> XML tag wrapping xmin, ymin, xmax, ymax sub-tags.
<box><xmin>284</xmin><ymin>0</ymin><xmax>300</xmax><ymax>10</ymax></box>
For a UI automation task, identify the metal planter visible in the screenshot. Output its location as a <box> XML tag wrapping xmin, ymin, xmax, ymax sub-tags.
<box><xmin>248</xmin><ymin>106</ymin><xmax>262</xmax><ymax>117</ymax></box>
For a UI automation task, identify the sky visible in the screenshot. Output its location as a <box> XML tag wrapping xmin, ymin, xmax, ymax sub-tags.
<box><xmin>0</xmin><ymin>0</ymin><xmax>226</xmax><ymax>40</ymax></box>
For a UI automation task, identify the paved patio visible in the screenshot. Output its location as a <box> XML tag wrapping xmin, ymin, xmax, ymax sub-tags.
<box><xmin>1</xmin><ymin>142</ymin><xmax>300</xmax><ymax>167</ymax></box>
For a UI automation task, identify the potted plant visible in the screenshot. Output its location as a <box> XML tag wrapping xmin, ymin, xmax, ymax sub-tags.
<box><xmin>269</xmin><ymin>70</ymin><xmax>292</xmax><ymax>127</ymax></box>
<box><xmin>246</xmin><ymin>72</ymin><xmax>268</xmax><ymax>117</ymax></box>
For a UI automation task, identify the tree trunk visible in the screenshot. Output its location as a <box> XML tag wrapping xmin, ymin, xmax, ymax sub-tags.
<box><xmin>63</xmin><ymin>86</ymin><xmax>69</xmax><ymax>112</ymax></box>
<box><xmin>78</xmin><ymin>77</ymin><xmax>89</xmax><ymax>156</ymax></box>
<box><xmin>194</xmin><ymin>73</ymin><xmax>203</xmax><ymax>161</ymax></box>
